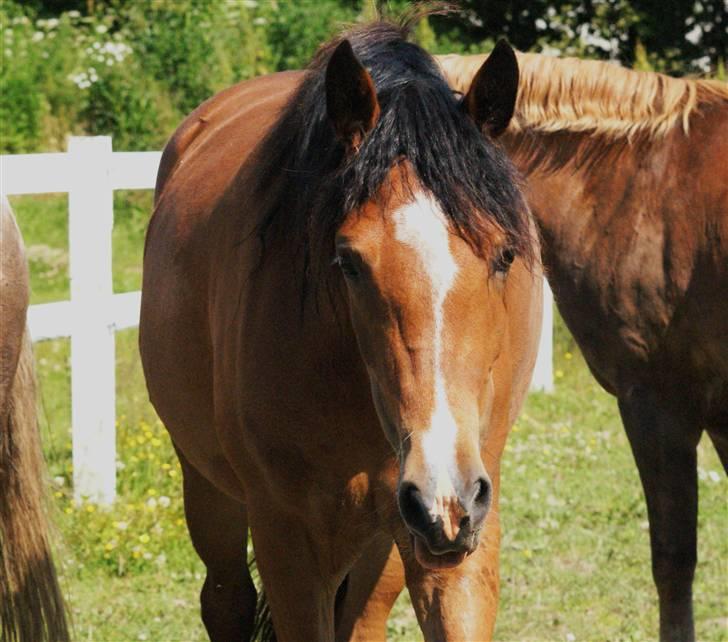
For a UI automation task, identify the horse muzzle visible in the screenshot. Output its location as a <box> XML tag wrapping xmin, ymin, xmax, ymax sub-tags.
<box><xmin>398</xmin><ymin>478</ymin><xmax>491</xmax><ymax>570</ymax></box>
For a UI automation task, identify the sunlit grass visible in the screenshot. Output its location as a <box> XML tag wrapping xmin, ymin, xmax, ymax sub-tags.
<box><xmin>10</xmin><ymin>193</ymin><xmax>727</xmax><ymax>641</ymax></box>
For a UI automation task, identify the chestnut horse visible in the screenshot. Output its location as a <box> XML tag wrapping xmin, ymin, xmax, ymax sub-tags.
<box><xmin>437</xmin><ymin>51</ymin><xmax>728</xmax><ymax>641</ymax></box>
<box><xmin>0</xmin><ymin>196</ymin><xmax>69</xmax><ymax>642</ymax></box>
<box><xmin>140</xmin><ymin>21</ymin><xmax>542</xmax><ymax>642</ymax></box>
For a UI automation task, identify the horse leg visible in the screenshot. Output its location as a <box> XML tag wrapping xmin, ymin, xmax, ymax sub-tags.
<box><xmin>400</xmin><ymin>511</ymin><xmax>501</xmax><ymax>641</ymax></box>
<box><xmin>335</xmin><ymin>537</ymin><xmax>405</xmax><ymax>642</ymax></box>
<box><xmin>617</xmin><ymin>387</ymin><xmax>702</xmax><ymax>642</ymax></box>
<box><xmin>248</xmin><ymin>497</ymin><xmax>339</xmax><ymax>642</ymax></box>
<box><xmin>178</xmin><ymin>451</ymin><xmax>256</xmax><ymax>642</ymax></box>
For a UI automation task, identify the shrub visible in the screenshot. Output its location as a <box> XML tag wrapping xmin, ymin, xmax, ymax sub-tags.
<box><xmin>0</xmin><ymin>11</ymin><xmax>46</xmax><ymax>152</ymax></box>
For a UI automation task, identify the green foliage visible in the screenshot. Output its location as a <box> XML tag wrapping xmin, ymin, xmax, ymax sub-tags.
<box><xmin>0</xmin><ymin>66</ymin><xmax>46</xmax><ymax>153</ymax></box>
<box><xmin>633</xmin><ymin>39</ymin><xmax>654</xmax><ymax>72</ymax></box>
<box><xmin>716</xmin><ymin>58</ymin><xmax>726</xmax><ymax>82</ymax></box>
<box><xmin>81</xmin><ymin>57</ymin><xmax>175</xmax><ymax>150</ymax></box>
<box><xmin>0</xmin><ymin>10</ymin><xmax>44</xmax><ymax>152</ymax></box>
<box><xmin>259</xmin><ymin>0</ymin><xmax>359</xmax><ymax>72</ymax></box>
<box><xmin>2</xmin><ymin>0</ymin><xmax>725</xmax><ymax>154</ymax></box>
<box><xmin>119</xmin><ymin>1</ymin><xmax>242</xmax><ymax>113</ymax></box>
<box><xmin>431</xmin><ymin>0</ymin><xmax>725</xmax><ymax>73</ymax></box>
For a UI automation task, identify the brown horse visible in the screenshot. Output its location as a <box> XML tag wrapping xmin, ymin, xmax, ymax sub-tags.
<box><xmin>140</xmin><ymin>20</ymin><xmax>542</xmax><ymax>641</ymax></box>
<box><xmin>436</xmin><ymin>50</ymin><xmax>728</xmax><ymax>641</ymax></box>
<box><xmin>0</xmin><ymin>196</ymin><xmax>69</xmax><ymax>642</ymax></box>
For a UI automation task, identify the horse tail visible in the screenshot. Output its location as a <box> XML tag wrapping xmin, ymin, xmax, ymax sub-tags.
<box><xmin>0</xmin><ymin>329</ymin><xmax>70</xmax><ymax>642</ymax></box>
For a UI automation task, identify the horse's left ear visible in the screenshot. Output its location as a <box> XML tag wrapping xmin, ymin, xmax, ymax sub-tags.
<box><xmin>326</xmin><ymin>39</ymin><xmax>380</xmax><ymax>150</ymax></box>
<box><xmin>463</xmin><ymin>39</ymin><xmax>519</xmax><ymax>138</ymax></box>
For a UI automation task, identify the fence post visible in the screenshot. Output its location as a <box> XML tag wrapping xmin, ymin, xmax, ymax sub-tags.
<box><xmin>531</xmin><ymin>277</ymin><xmax>554</xmax><ymax>392</ymax></box>
<box><xmin>68</xmin><ymin>136</ymin><xmax>116</xmax><ymax>504</ymax></box>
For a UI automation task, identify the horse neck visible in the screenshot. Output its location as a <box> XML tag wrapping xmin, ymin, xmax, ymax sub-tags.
<box><xmin>498</xmin><ymin>128</ymin><xmax>615</xmax><ymax>238</ymax></box>
<box><xmin>501</xmin><ymin>96</ymin><xmax>727</xmax><ymax>234</ymax></box>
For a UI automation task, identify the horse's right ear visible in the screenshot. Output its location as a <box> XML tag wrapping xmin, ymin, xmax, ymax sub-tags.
<box><xmin>463</xmin><ymin>39</ymin><xmax>519</xmax><ymax>138</ymax></box>
<box><xmin>326</xmin><ymin>40</ymin><xmax>380</xmax><ymax>151</ymax></box>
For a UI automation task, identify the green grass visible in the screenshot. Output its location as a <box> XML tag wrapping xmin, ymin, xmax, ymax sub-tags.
<box><xmin>9</xmin><ymin>193</ymin><xmax>727</xmax><ymax>641</ymax></box>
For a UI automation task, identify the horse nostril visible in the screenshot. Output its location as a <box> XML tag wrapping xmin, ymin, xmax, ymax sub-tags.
<box><xmin>397</xmin><ymin>481</ymin><xmax>430</xmax><ymax>536</ymax></box>
<box><xmin>472</xmin><ymin>477</ymin><xmax>492</xmax><ymax>510</ymax></box>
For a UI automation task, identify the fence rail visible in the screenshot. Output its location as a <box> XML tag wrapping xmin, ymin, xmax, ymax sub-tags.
<box><xmin>1</xmin><ymin>136</ymin><xmax>553</xmax><ymax>504</ymax></box>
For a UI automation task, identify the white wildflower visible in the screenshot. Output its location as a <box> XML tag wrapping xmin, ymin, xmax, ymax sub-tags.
<box><xmin>692</xmin><ymin>55</ymin><xmax>712</xmax><ymax>73</ymax></box>
<box><xmin>685</xmin><ymin>24</ymin><xmax>702</xmax><ymax>45</ymax></box>
<box><xmin>540</xmin><ymin>45</ymin><xmax>561</xmax><ymax>57</ymax></box>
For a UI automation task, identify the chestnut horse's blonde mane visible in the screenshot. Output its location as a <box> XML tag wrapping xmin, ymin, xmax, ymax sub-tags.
<box><xmin>438</xmin><ymin>51</ymin><xmax>728</xmax><ymax>140</ymax></box>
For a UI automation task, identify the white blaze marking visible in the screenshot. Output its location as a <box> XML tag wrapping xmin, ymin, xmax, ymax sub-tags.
<box><xmin>393</xmin><ymin>191</ymin><xmax>460</xmax><ymax>500</ymax></box>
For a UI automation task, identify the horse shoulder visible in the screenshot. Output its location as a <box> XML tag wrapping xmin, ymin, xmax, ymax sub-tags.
<box><xmin>154</xmin><ymin>70</ymin><xmax>304</xmax><ymax>205</ymax></box>
<box><xmin>140</xmin><ymin>71</ymin><xmax>303</xmax><ymax>496</ymax></box>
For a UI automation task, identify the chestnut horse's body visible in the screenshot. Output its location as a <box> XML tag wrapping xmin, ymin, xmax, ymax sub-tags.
<box><xmin>140</xmin><ymin>22</ymin><xmax>542</xmax><ymax>642</ymax></box>
<box><xmin>0</xmin><ymin>197</ymin><xmax>69</xmax><ymax>642</ymax></box>
<box><xmin>438</xmin><ymin>51</ymin><xmax>728</xmax><ymax>641</ymax></box>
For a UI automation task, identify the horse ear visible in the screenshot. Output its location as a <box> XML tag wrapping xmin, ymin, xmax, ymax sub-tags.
<box><xmin>463</xmin><ymin>39</ymin><xmax>519</xmax><ymax>138</ymax></box>
<box><xmin>326</xmin><ymin>40</ymin><xmax>380</xmax><ymax>150</ymax></box>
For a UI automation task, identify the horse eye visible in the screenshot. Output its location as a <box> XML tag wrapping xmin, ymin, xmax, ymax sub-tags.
<box><xmin>493</xmin><ymin>247</ymin><xmax>515</xmax><ymax>275</ymax></box>
<box><xmin>334</xmin><ymin>253</ymin><xmax>360</xmax><ymax>280</ymax></box>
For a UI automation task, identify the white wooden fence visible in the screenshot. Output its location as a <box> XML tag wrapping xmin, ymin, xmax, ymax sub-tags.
<box><xmin>1</xmin><ymin>136</ymin><xmax>553</xmax><ymax>505</ymax></box>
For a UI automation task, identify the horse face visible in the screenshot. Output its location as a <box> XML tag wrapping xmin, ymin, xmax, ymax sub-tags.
<box><xmin>327</xmin><ymin>36</ymin><xmax>521</xmax><ymax>569</ymax></box>
<box><xmin>335</xmin><ymin>165</ymin><xmax>511</xmax><ymax>569</ymax></box>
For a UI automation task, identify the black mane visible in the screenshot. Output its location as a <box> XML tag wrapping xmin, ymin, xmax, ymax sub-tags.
<box><xmin>251</xmin><ymin>20</ymin><xmax>534</xmax><ymax>281</ymax></box>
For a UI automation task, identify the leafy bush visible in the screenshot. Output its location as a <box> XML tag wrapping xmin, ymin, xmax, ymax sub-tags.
<box><xmin>2</xmin><ymin>0</ymin><xmax>724</xmax><ymax>154</ymax></box>
<box><xmin>1</xmin><ymin>12</ymin><xmax>46</xmax><ymax>152</ymax></box>
<box><xmin>258</xmin><ymin>0</ymin><xmax>358</xmax><ymax>71</ymax></box>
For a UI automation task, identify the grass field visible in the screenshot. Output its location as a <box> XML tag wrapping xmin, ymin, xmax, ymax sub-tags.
<box><xmin>10</xmin><ymin>192</ymin><xmax>727</xmax><ymax>642</ymax></box>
